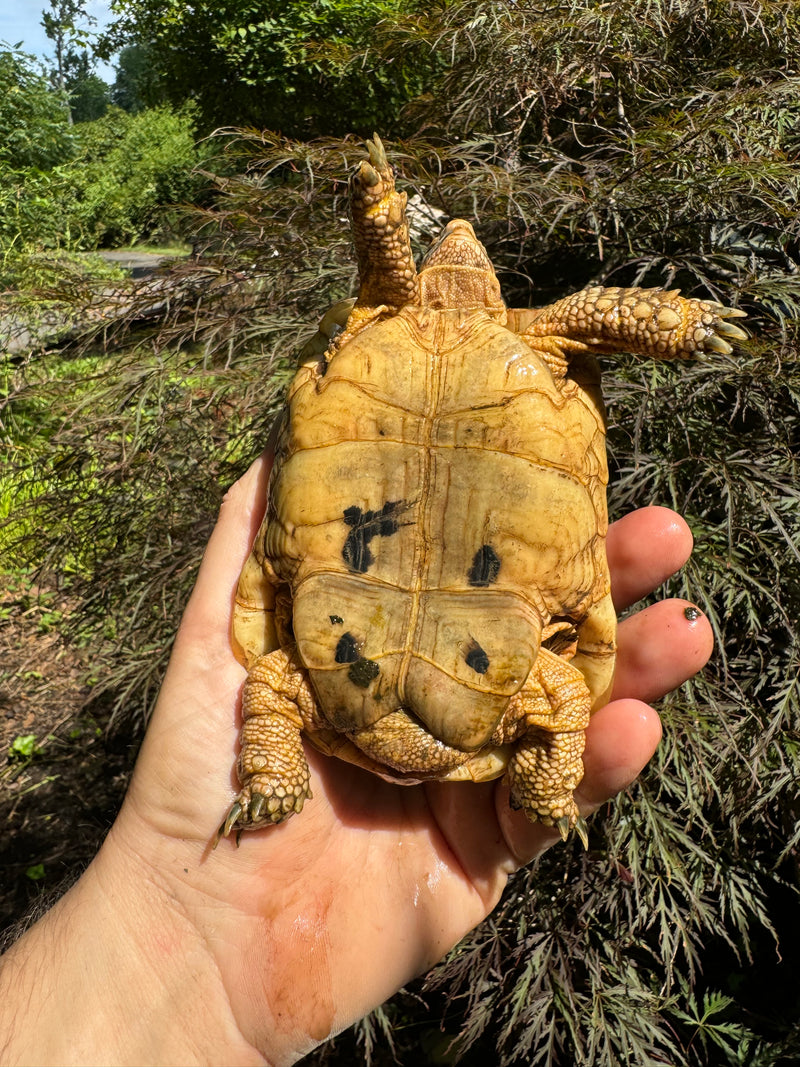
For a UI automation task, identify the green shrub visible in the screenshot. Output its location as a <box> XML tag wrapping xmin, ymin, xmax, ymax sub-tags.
<box><xmin>61</xmin><ymin>105</ymin><xmax>208</xmax><ymax>246</ymax></box>
<box><xmin>0</xmin><ymin>49</ymin><xmax>73</xmax><ymax>170</ymax></box>
<box><xmin>0</xmin><ymin>100</ymin><xmax>206</xmax><ymax>255</ymax></box>
<box><xmin>0</xmin><ymin>48</ymin><xmax>76</xmax><ymax>252</ymax></box>
<box><xmin>0</xmin><ymin>166</ymin><xmax>70</xmax><ymax>251</ymax></box>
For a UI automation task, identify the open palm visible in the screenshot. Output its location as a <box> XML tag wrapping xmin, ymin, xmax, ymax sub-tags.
<box><xmin>105</xmin><ymin>453</ymin><xmax>712</xmax><ymax>1065</ymax></box>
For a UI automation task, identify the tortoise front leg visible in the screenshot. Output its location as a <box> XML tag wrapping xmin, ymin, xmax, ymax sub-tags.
<box><xmin>349</xmin><ymin>135</ymin><xmax>418</xmax><ymax>314</ymax></box>
<box><xmin>219</xmin><ymin>647</ymin><xmax>320</xmax><ymax>837</ymax></box>
<box><xmin>498</xmin><ymin>647</ymin><xmax>592</xmax><ymax>845</ymax></box>
<box><xmin>516</xmin><ymin>285</ymin><xmax>747</xmax><ymax>361</ymax></box>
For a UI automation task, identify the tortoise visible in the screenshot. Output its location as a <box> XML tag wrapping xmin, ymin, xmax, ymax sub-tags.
<box><xmin>220</xmin><ymin>136</ymin><xmax>746</xmax><ymax>844</ymax></box>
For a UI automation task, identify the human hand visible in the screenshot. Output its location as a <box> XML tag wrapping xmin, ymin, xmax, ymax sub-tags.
<box><xmin>0</xmin><ymin>453</ymin><xmax>712</xmax><ymax>1067</ymax></box>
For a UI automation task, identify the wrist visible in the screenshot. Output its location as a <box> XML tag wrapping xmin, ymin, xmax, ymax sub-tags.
<box><xmin>0</xmin><ymin>832</ymin><xmax>266</xmax><ymax>1067</ymax></box>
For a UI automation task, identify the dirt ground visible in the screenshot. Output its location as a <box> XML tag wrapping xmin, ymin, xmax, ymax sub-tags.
<box><xmin>0</xmin><ymin>582</ymin><xmax>135</xmax><ymax>939</ymax></box>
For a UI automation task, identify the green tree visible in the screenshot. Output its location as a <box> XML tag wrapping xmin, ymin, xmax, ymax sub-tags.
<box><xmin>63</xmin><ymin>48</ymin><xmax>109</xmax><ymax>122</ymax></box>
<box><xmin>0</xmin><ymin>48</ymin><xmax>74</xmax><ymax>250</ymax></box>
<box><xmin>98</xmin><ymin>0</ymin><xmax>440</xmax><ymax>135</ymax></box>
<box><xmin>110</xmin><ymin>43</ymin><xmax>164</xmax><ymax>113</ymax></box>
<box><xmin>41</xmin><ymin>0</ymin><xmax>95</xmax><ymax>122</ymax></box>
<box><xmin>0</xmin><ymin>48</ymin><xmax>73</xmax><ymax>169</ymax></box>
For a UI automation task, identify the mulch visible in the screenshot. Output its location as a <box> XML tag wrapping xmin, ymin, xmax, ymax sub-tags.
<box><xmin>0</xmin><ymin>585</ymin><xmax>134</xmax><ymax>936</ymax></box>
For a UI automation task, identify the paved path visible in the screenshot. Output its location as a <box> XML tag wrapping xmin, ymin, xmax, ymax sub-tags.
<box><xmin>2</xmin><ymin>252</ymin><xmax>175</xmax><ymax>355</ymax></box>
<box><xmin>96</xmin><ymin>250</ymin><xmax>170</xmax><ymax>279</ymax></box>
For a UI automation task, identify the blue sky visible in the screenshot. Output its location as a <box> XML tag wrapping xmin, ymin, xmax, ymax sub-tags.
<box><xmin>0</xmin><ymin>0</ymin><xmax>115</xmax><ymax>80</ymax></box>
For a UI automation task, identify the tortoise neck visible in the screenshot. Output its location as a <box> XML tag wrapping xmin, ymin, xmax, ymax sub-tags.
<box><xmin>418</xmin><ymin>265</ymin><xmax>505</xmax><ymax>313</ymax></box>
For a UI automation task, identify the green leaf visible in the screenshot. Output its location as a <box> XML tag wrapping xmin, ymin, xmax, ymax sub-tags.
<box><xmin>9</xmin><ymin>734</ymin><xmax>40</xmax><ymax>759</ymax></box>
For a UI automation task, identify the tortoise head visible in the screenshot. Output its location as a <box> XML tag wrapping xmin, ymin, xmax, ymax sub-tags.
<box><xmin>418</xmin><ymin>219</ymin><xmax>505</xmax><ymax>314</ymax></box>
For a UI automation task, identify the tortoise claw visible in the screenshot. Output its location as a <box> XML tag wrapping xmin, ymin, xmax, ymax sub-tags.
<box><xmin>249</xmin><ymin>792</ymin><xmax>267</xmax><ymax>823</ymax></box>
<box><xmin>215</xmin><ymin>800</ymin><xmax>244</xmax><ymax>846</ymax></box>
<box><xmin>702</xmin><ymin>305</ymin><xmax>747</xmax><ymax>355</ymax></box>
<box><xmin>703</xmin><ymin>333</ymin><xmax>732</xmax><ymax>355</ymax></box>
<box><xmin>216</xmin><ymin>781</ymin><xmax>311</xmax><ymax>843</ymax></box>
<box><xmin>716</xmin><ymin>319</ymin><xmax>748</xmax><ymax>341</ymax></box>
<box><xmin>367</xmin><ymin>133</ymin><xmax>387</xmax><ymax>169</ymax></box>
<box><xmin>575</xmin><ymin>815</ymin><xmax>589</xmax><ymax>850</ymax></box>
<box><xmin>360</xmin><ymin>161</ymin><xmax>380</xmax><ymax>188</ymax></box>
<box><xmin>215</xmin><ymin>792</ymin><xmax>269</xmax><ymax>845</ymax></box>
<box><xmin>551</xmin><ymin>813</ymin><xmax>589</xmax><ymax>847</ymax></box>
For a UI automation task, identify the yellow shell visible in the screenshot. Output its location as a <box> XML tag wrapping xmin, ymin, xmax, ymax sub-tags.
<box><xmin>253</xmin><ymin>305</ymin><xmax>610</xmax><ymax>761</ymax></box>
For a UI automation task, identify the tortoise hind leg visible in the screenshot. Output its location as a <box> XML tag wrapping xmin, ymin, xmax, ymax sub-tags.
<box><xmin>219</xmin><ymin>647</ymin><xmax>319</xmax><ymax>837</ymax></box>
<box><xmin>498</xmin><ymin>647</ymin><xmax>592</xmax><ymax>844</ymax></box>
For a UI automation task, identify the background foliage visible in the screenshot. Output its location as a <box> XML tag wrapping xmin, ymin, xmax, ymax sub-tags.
<box><xmin>3</xmin><ymin>0</ymin><xmax>800</xmax><ymax>1064</ymax></box>
<box><xmin>60</xmin><ymin>104</ymin><xmax>208</xmax><ymax>245</ymax></box>
<box><xmin>0</xmin><ymin>49</ymin><xmax>74</xmax><ymax>170</ymax></box>
<box><xmin>97</xmin><ymin>0</ymin><xmax>442</xmax><ymax>136</ymax></box>
<box><xmin>0</xmin><ymin>47</ymin><xmax>205</xmax><ymax>259</ymax></box>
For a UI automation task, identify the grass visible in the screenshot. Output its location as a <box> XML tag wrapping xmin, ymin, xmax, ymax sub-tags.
<box><xmin>0</xmin><ymin>249</ymin><xmax>127</xmax><ymax>297</ymax></box>
<box><xmin>105</xmin><ymin>241</ymin><xmax>193</xmax><ymax>257</ymax></box>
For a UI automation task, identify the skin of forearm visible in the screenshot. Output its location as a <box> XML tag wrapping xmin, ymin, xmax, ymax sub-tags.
<box><xmin>0</xmin><ymin>843</ymin><xmax>266</xmax><ymax>1067</ymax></box>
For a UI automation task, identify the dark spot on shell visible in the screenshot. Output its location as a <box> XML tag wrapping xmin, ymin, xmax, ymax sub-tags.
<box><xmin>348</xmin><ymin>658</ymin><xmax>380</xmax><ymax>687</ymax></box>
<box><xmin>342</xmin><ymin>500</ymin><xmax>409</xmax><ymax>573</ymax></box>
<box><xmin>684</xmin><ymin>605</ymin><xmax>701</xmax><ymax>621</ymax></box>
<box><xmin>465</xmin><ymin>640</ymin><xmax>490</xmax><ymax>675</ymax></box>
<box><xmin>329</xmin><ymin>614</ymin><xmax>343</xmax><ymax>625</ymax></box>
<box><xmin>335</xmin><ymin>632</ymin><xmax>359</xmax><ymax>663</ymax></box>
<box><xmin>467</xmin><ymin>544</ymin><xmax>501</xmax><ymax>587</ymax></box>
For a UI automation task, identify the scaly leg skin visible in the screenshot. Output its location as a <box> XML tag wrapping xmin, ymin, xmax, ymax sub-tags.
<box><xmin>501</xmin><ymin>647</ymin><xmax>592</xmax><ymax>847</ymax></box>
<box><xmin>523</xmin><ymin>285</ymin><xmax>747</xmax><ymax>360</ymax></box>
<box><xmin>219</xmin><ymin>647</ymin><xmax>320</xmax><ymax>839</ymax></box>
<box><xmin>349</xmin><ymin>135</ymin><xmax>418</xmax><ymax>313</ymax></box>
<box><xmin>350</xmin><ymin>709</ymin><xmax>472</xmax><ymax>777</ymax></box>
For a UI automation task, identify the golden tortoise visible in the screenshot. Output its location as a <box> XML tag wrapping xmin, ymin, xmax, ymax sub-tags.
<box><xmin>220</xmin><ymin>137</ymin><xmax>745</xmax><ymax>845</ymax></box>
